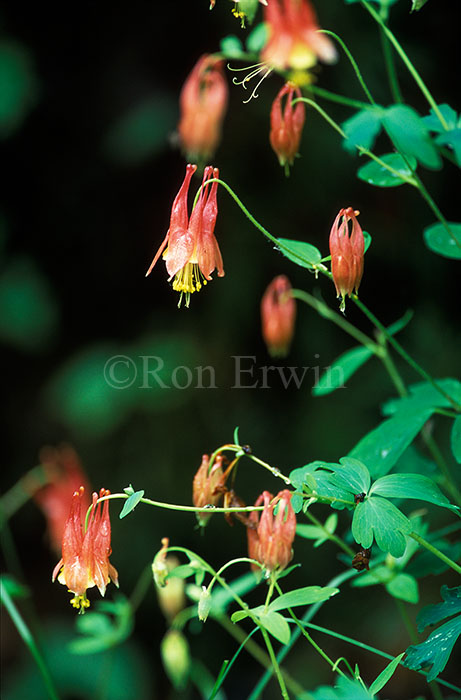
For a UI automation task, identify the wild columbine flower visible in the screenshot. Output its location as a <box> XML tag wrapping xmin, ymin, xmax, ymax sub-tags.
<box><xmin>247</xmin><ymin>490</ymin><xmax>296</xmax><ymax>573</ymax></box>
<box><xmin>33</xmin><ymin>445</ymin><xmax>91</xmax><ymax>555</ymax></box>
<box><xmin>261</xmin><ymin>0</ymin><xmax>337</xmax><ymax>75</ymax></box>
<box><xmin>329</xmin><ymin>206</ymin><xmax>365</xmax><ymax>313</ymax></box>
<box><xmin>261</xmin><ymin>275</ymin><xmax>296</xmax><ymax>357</ymax></box>
<box><xmin>270</xmin><ymin>82</ymin><xmax>305</xmax><ymax>173</ymax></box>
<box><xmin>52</xmin><ymin>487</ymin><xmax>119</xmax><ymax>612</ymax></box>
<box><xmin>192</xmin><ymin>454</ymin><xmax>226</xmax><ymax>526</ymax></box>
<box><xmin>178</xmin><ymin>54</ymin><xmax>228</xmax><ymax>164</ymax></box>
<box><xmin>145</xmin><ymin>164</ymin><xmax>224</xmax><ymax>307</ymax></box>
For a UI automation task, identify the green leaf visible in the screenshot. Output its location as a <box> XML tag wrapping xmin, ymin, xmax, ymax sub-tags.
<box><xmin>382</xmin><ymin>104</ymin><xmax>441</xmax><ymax>169</ymax></box>
<box><xmin>289</xmin><ymin>463</ymin><xmax>354</xmax><ymax>510</ymax></box>
<box><xmin>312</xmin><ymin>676</ymin><xmax>375</xmax><ymax>700</ymax></box>
<box><xmin>0</xmin><ymin>258</ymin><xmax>59</xmax><ymax>352</ymax></box>
<box><xmin>435</xmin><ymin>128</ymin><xmax>461</xmax><ymax>167</ymax></box>
<box><xmin>328</xmin><ymin>457</ymin><xmax>371</xmax><ymax>495</ymax></box>
<box><xmin>258</xmin><ymin>610</ymin><xmax>291</xmax><ymax>644</ymax></box>
<box><xmin>382</xmin><ymin>309</ymin><xmax>414</xmax><ymax>336</ymax></box>
<box><xmin>349</xmin><ymin>408</ymin><xmax>433</xmax><ymax>479</ymax></box>
<box><xmin>422</xmin><ymin>104</ymin><xmax>458</xmax><ymax>132</ymax></box>
<box><xmin>0</xmin><ymin>574</ymin><xmax>29</xmax><ymax>600</ymax></box>
<box><xmin>220</xmin><ymin>35</ymin><xmax>245</xmax><ymax>59</ymax></box>
<box><xmin>382</xmin><ymin>378</ymin><xmax>461</xmax><ymax>416</ymax></box>
<box><xmin>451</xmin><ymin>416</ymin><xmax>461</xmax><ymax>464</ymax></box>
<box><xmin>416</xmin><ymin>585</ymin><xmax>461</xmax><ymax>631</ymax></box>
<box><xmin>363</xmin><ymin>230</ymin><xmax>372</xmax><ymax>253</ymax></box>
<box><xmin>351</xmin><ymin>565</ymin><xmax>395</xmax><ymax>588</ymax></box>
<box><xmin>69</xmin><ymin>598</ymin><xmax>134</xmax><ymax>654</ymax></box>
<box><xmin>423</xmin><ymin>222</ymin><xmax>461</xmax><ymax>260</ymax></box>
<box><xmin>369</xmin><ymin>653</ymin><xmax>405</xmax><ymax>695</ymax></box>
<box><xmin>352</xmin><ymin>496</ymin><xmax>411</xmax><ymax>557</ymax></box>
<box><xmin>269</xmin><ymin>586</ymin><xmax>339</xmax><ymax>612</ymax></box>
<box><xmin>357</xmin><ymin>153</ymin><xmax>417</xmax><ymax>187</ymax></box>
<box><xmin>407</xmin><ymin>541</ymin><xmax>461</xmax><ymax>578</ymax></box>
<box><xmin>296</xmin><ymin>524</ymin><xmax>324</xmax><ymax>539</ymax></box>
<box><xmin>277</xmin><ymin>238</ymin><xmax>322</xmax><ymax>268</ymax></box>
<box><xmin>237</xmin><ymin>0</ymin><xmax>260</xmax><ymax>24</ymax></box>
<box><xmin>0</xmin><ymin>41</ymin><xmax>39</xmax><ymax>138</ymax></box>
<box><xmin>386</xmin><ymin>573</ymin><xmax>419</xmax><ymax>603</ymax></box>
<box><xmin>370</xmin><ymin>473</ymin><xmax>454</xmax><ymax>510</ymax></box>
<box><xmin>119</xmin><ymin>490</ymin><xmax>145</xmax><ymax>519</ymax></box>
<box><xmin>313</xmin><ymin>346</ymin><xmax>374</xmax><ymax>397</ymax></box>
<box><xmin>403</xmin><ymin>614</ymin><xmax>461</xmax><ymax>681</ymax></box>
<box><xmin>246</xmin><ymin>23</ymin><xmax>269</xmax><ymax>53</ymax></box>
<box><xmin>342</xmin><ymin>108</ymin><xmax>383</xmax><ymax>153</ymax></box>
<box><xmin>411</xmin><ymin>0</ymin><xmax>429</xmax><ymax>11</ymax></box>
<box><xmin>103</xmin><ymin>95</ymin><xmax>177</xmax><ymax>164</ymax></box>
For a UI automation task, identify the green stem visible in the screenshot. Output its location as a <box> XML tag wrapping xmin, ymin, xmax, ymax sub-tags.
<box><xmin>379</xmin><ymin>25</ymin><xmax>403</xmax><ymax>103</ymax></box>
<box><xmin>1</xmin><ymin>583</ymin><xmax>60</xmax><ymax>700</ymax></box>
<box><xmin>395</xmin><ymin>598</ymin><xmax>418</xmax><ymax>644</ymax></box>
<box><xmin>291</xmin><ymin>288</ymin><xmax>379</xmax><ymax>354</ymax></box>
<box><xmin>317</xmin><ymin>29</ymin><xmax>375</xmax><ymax>104</ymax></box>
<box><xmin>379</xmin><ymin>349</ymin><xmax>408</xmax><ymax>398</ymax></box>
<box><xmin>352</xmin><ymin>296</ymin><xmax>461</xmax><ymax>412</ymax></box>
<box><xmin>260</xmin><ymin>627</ymin><xmax>290</xmax><ymax>700</ymax></box>
<box><xmin>359</xmin><ymin>0</ymin><xmax>448</xmax><ymax>129</ymax></box>
<box><xmin>129</xmin><ymin>565</ymin><xmax>153</xmax><ymax>613</ymax></box>
<box><xmin>247</xmin><ymin>454</ymin><xmax>292</xmax><ymax>485</ymax></box>
<box><xmin>274</xmin><ymin>581</ymin><xmax>348</xmax><ymax>678</ymax></box>
<box><xmin>208</xmin><ymin>558</ymin><xmax>263</xmax><ymax>595</ymax></box>
<box><xmin>411</xmin><ymin>171</ymin><xmax>461</xmax><ymax>250</ymax></box>
<box><xmin>303</xmin><ymin>510</ymin><xmax>355</xmax><ymax>557</ymax></box>
<box><xmin>421</xmin><ymin>428</ymin><xmax>461</xmax><ymax>506</ymax></box>
<box><xmin>215</xmin><ymin>615</ymin><xmax>307</xmax><ymax>698</ymax></box>
<box><xmin>289</xmin><ymin>620</ymin><xmax>461</xmax><ymax>693</ymax></box>
<box><xmin>409</xmin><ymin>531</ymin><xmax>461</xmax><ymax>574</ymax></box>
<box><xmin>307</xmin><ymin>85</ymin><xmax>371</xmax><ymax>111</ymax></box>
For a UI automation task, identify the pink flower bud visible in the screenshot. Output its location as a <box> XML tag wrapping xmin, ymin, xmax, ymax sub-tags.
<box><xmin>270</xmin><ymin>82</ymin><xmax>305</xmax><ymax>172</ymax></box>
<box><xmin>329</xmin><ymin>207</ymin><xmax>364</xmax><ymax>312</ymax></box>
<box><xmin>192</xmin><ymin>454</ymin><xmax>226</xmax><ymax>526</ymax></box>
<box><xmin>247</xmin><ymin>490</ymin><xmax>296</xmax><ymax>573</ymax></box>
<box><xmin>178</xmin><ymin>55</ymin><xmax>228</xmax><ymax>164</ymax></box>
<box><xmin>261</xmin><ymin>275</ymin><xmax>296</xmax><ymax>357</ymax></box>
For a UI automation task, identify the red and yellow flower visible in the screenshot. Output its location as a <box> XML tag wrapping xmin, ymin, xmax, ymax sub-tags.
<box><xmin>145</xmin><ymin>164</ymin><xmax>224</xmax><ymax>307</ymax></box>
<box><xmin>52</xmin><ymin>487</ymin><xmax>119</xmax><ymax>611</ymax></box>
<box><xmin>262</xmin><ymin>0</ymin><xmax>337</xmax><ymax>74</ymax></box>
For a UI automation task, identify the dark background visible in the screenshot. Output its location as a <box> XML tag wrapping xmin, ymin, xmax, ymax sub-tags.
<box><xmin>1</xmin><ymin>1</ymin><xmax>460</xmax><ymax>698</ymax></box>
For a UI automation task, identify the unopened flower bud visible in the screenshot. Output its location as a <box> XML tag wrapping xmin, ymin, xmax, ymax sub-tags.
<box><xmin>329</xmin><ymin>207</ymin><xmax>364</xmax><ymax>313</ymax></box>
<box><xmin>161</xmin><ymin>629</ymin><xmax>191</xmax><ymax>690</ymax></box>
<box><xmin>261</xmin><ymin>276</ymin><xmax>296</xmax><ymax>357</ymax></box>
<box><xmin>247</xmin><ymin>490</ymin><xmax>296</xmax><ymax>573</ymax></box>
<box><xmin>192</xmin><ymin>454</ymin><xmax>226</xmax><ymax>526</ymax></box>
<box><xmin>157</xmin><ymin>556</ymin><xmax>186</xmax><ymax>622</ymax></box>
<box><xmin>198</xmin><ymin>586</ymin><xmax>212</xmax><ymax>622</ymax></box>
<box><xmin>270</xmin><ymin>82</ymin><xmax>305</xmax><ymax>174</ymax></box>
<box><xmin>152</xmin><ymin>537</ymin><xmax>170</xmax><ymax>588</ymax></box>
<box><xmin>178</xmin><ymin>54</ymin><xmax>228</xmax><ymax>164</ymax></box>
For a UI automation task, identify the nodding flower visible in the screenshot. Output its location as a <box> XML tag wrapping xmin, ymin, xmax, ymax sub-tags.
<box><xmin>270</xmin><ymin>82</ymin><xmax>305</xmax><ymax>173</ymax></box>
<box><xmin>52</xmin><ymin>487</ymin><xmax>118</xmax><ymax>612</ymax></box>
<box><xmin>261</xmin><ymin>275</ymin><xmax>296</xmax><ymax>357</ymax></box>
<box><xmin>145</xmin><ymin>164</ymin><xmax>224</xmax><ymax>307</ymax></box>
<box><xmin>247</xmin><ymin>490</ymin><xmax>296</xmax><ymax>573</ymax></box>
<box><xmin>192</xmin><ymin>454</ymin><xmax>227</xmax><ymax>527</ymax></box>
<box><xmin>178</xmin><ymin>54</ymin><xmax>228</xmax><ymax>164</ymax></box>
<box><xmin>329</xmin><ymin>206</ymin><xmax>364</xmax><ymax>313</ymax></box>
<box><xmin>261</xmin><ymin>0</ymin><xmax>337</xmax><ymax>73</ymax></box>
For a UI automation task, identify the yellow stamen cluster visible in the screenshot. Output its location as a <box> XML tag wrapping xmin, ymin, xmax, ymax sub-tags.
<box><xmin>172</xmin><ymin>262</ymin><xmax>207</xmax><ymax>295</ymax></box>
<box><xmin>70</xmin><ymin>594</ymin><xmax>91</xmax><ymax>612</ymax></box>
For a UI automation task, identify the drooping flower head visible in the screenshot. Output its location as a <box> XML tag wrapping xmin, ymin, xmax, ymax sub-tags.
<box><xmin>193</xmin><ymin>453</ymin><xmax>226</xmax><ymax>526</ymax></box>
<box><xmin>261</xmin><ymin>0</ymin><xmax>337</xmax><ymax>74</ymax></box>
<box><xmin>247</xmin><ymin>490</ymin><xmax>296</xmax><ymax>573</ymax></box>
<box><xmin>146</xmin><ymin>164</ymin><xmax>224</xmax><ymax>307</ymax></box>
<box><xmin>52</xmin><ymin>487</ymin><xmax>119</xmax><ymax>611</ymax></box>
<box><xmin>261</xmin><ymin>275</ymin><xmax>296</xmax><ymax>357</ymax></box>
<box><xmin>178</xmin><ymin>54</ymin><xmax>228</xmax><ymax>164</ymax></box>
<box><xmin>33</xmin><ymin>445</ymin><xmax>91</xmax><ymax>554</ymax></box>
<box><xmin>329</xmin><ymin>207</ymin><xmax>364</xmax><ymax>312</ymax></box>
<box><xmin>270</xmin><ymin>82</ymin><xmax>305</xmax><ymax>173</ymax></box>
